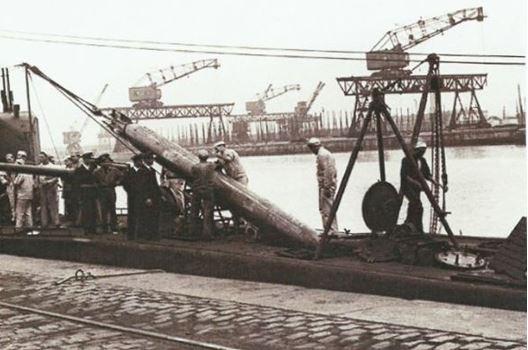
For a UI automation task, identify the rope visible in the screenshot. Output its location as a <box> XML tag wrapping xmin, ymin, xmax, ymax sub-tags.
<box><xmin>28</xmin><ymin>75</ymin><xmax>62</xmax><ymax>164</ymax></box>
<box><xmin>1</xmin><ymin>29</ymin><xmax>524</xmax><ymax>59</ymax></box>
<box><xmin>1</xmin><ymin>35</ymin><xmax>524</xmax><ymax>66</ymax></box>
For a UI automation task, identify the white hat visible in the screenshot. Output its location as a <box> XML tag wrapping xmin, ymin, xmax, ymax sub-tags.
<box><xmin>213</xmin><ymin>141</ymin><xmax>226</xmax><ymax>148</ymax></box>
<box><xmin>307</xmin><ymin>137</ymin><xmax>321</xmax><ymax>146</ymax></box>
<box><xmin>414</xmin><ymin>138</ymin><xmax>427</xmax><ymax>149</ymax></box>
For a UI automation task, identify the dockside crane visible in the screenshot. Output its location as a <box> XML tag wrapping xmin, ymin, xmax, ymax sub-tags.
<box><xmin>129</xmin><ymin>59</ymin><xmax>219</xmax><ymax>108</ymax></box>
<box><xmin>245</xmin><ymin>84</ymin><xmax>300</xmax><ymax>115</ymax></box>
<box><xmin>63</xmin><ymin>83</ymin><xmax>109</xmax><ymax>155</ymax></box>
<box><xmin>367</xmin><ymin>7</ymin><xmax>484</xmax><ymax>77</ymax></box>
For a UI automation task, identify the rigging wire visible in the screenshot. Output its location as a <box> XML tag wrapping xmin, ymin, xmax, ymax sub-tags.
<box><xmin>1</xmin><ymin>34</ymin><xmax>525</xmax><ymax>66</ymax></box>
<box><xmin>23</xmin><ymin>66</ymin><xmax>139</xmax><ymax>155</ymax></box>
<box><xmin>28</xmin><ymin>75</ymin><xmax>62</xmax><ymax>164</ymax></box>
<box><xmin>0</xmin><ymin>29</ymin><xmax>524</xmax><ymax>59</ymax></box>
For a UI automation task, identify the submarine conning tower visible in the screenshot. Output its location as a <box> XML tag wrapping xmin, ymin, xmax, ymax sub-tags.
<box><xmin>0</xmin><ymin>67</ymin><xmax>40</xmax><ymax>162</ymax></box>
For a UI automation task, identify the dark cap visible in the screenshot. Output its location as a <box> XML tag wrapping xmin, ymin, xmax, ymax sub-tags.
<box><xmin>143</xmin><ymin>152</ymin><xmax>155</xmax><ymax>160</ymax></box>
<box><xmin>131</xmin><ymin>153</ymin><xmax>143</xmax><ymax>161</ymax></box>
<box><xmin>97</xmin><ymin>153</ymin><xmax>113</xmax><ymax>162</ymax></box>
<box><xmin>81</xmin><ymin>152</ymin><xmax>94</xmax><ymax>160</ymax></box>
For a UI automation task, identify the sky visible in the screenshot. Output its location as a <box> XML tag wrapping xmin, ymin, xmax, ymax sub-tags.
<box><xmin>0</xmin><ymin>0</ymin><xmax>525</xmax><ymax>149</ymax></box>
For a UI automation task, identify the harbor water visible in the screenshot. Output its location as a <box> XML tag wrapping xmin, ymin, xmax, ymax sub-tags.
<box><xmin>116</xmin><ymin>145</ymin><xmax>526</xmax><ymax>238</ymax></box>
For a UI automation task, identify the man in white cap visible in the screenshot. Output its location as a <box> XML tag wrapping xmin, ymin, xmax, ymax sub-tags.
<box><xmin>1</xmin><ymin>153</ymin><xmax>16</xmax><ymax>222</ymax></box>
<box><xmin>13</xmin><ymin>156</ymin><xmax>34</xmax><ymax>229</ymax></box>
<box><xmin>400</xmin><ymin>138</ymin><xmax>441</xmax><ymax>232</ymax></box>
<box><xmin>307</xmin><ymin>137</ymin><xmax>338</xmax><ymax>235</ymax></box>
<box><xmin>213</xmin><ymin>141</ymin><xmax>248</xmax><ymax>186</ymax></box>
<box><xmin>16</xmin><ymin>150</ymin><xmax>28</xmax><ymax>164</ymax></box>
<box><xmin>37</xmin><ymin>151</ymin><xmax>60</xmax><ymax>228</ymax></box>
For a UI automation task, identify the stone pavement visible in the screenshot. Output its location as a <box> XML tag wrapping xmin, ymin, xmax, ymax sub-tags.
<box><xmin>0</xmin><ymin>306</ymin><xmax>178</xmax><ymax>350</ymax></box>
<box><xmin>0</xmin><ymin>270</ymin><xmax>525</xmax><ymax>350</ymax></box>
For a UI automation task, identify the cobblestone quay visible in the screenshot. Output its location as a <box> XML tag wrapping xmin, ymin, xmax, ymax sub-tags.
<box><xmin>0</xmin><ymin>270</ymin><xmax>525</xmax><ymax>350</ymax></box>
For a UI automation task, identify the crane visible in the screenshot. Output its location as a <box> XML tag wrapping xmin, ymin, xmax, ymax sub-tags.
<box><xmin>245</xmin><ymin>84</ymin><xmax>300</xmax><ymax>115</ymax></box>
<box><xmin>129</xmin><ymin>58</ymin><xmax>219</xmax><ymax>108</ymax></box>
<box><xmin>295</xmin><ymin>81</ymin><xmax>325</xmax><ymax>118</ymax></box>
<box><xmin>63</xmin><ymin>83</ymin><xmax>109</xmax><ymax>155</ymax></box>
<box><xmin>366</xmin><ymin>7</ymin><xmax>484</xmax><ymax>77</ymax></box>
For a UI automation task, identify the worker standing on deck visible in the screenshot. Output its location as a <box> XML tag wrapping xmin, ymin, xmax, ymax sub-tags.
<box><xmin>400</xmin><ymin>139</ymin><xmax>442</xmax><ymax>232</ymax></box>
<box><xmin>1</xmin><ymin>153</ymin><xmax>16</xmax><ymax>223</ymax></box>
<box><xmin>74</xmin><ymin>152</ymin><xmax>98</xmax><ymax>234</ymax></box>
<box><xmin>213</xmin><ymin>141</ymin><xmax>248</xmax><ymax>186</ymax></box>
<box><xmin>93</xmin><ymin>153</ymin><xmax>124</xmax><ymax>234</ymax></box>
<box><xmin>307</xmin><ymin>138</ymin><xmax>338</xmax><ymax>235</ymax></box>
<box><xmin>190</xmin><ymin>150</ymin><xmax>217</xmax><ymax>239</ymax></box>
<box><xmin>122</xmin><ymin>154</ymin><xmax>143</xmax><ymax>240</ymax></box>
<box><xmin>13</xmin><ymin>153</ymin><xmax>34</xmax><ymax>229</ymax></box>
<box><xmin>140</xmin><ymin>152</ymin><xmax>161</xmax><ymax>240</ymax></box>
<box><xmin>37</xmin><ymin>151</ymin><xmax>60</xmax><ymax>228</ymax></box>
<box><xmin>161</xmin><ymin>167</ymin><xmax>186</xmax><ymax>216</ymax></box>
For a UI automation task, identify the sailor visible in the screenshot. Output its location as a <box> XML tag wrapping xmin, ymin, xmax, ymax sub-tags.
<box><xmin>74</xmin><ymin>152</ymin><xmax>98</xmax><ymax>234</ymax></box>
<box><xmin>160</xmin><ymin>167</ymin><xmax>186</xmax><ymax>216</ymax></box>
<box><xmin>400</xmin><ymin>139</ymin><xmax>441</xmax><ymax>232</ymax></box>
<box><xmin>139</xmin><ymin>152</ymin><xmax>161</xmax><ymax>240</ymax></box>
<box><xmin>16</xmin><ymin>150</ymin><xmax>28</xmax><ymax>165</ymax></box>
<box><xmin>190</xmin><ymin>149</ymin><xmax>217</xmax><ymax>239</ymax></box>
<box><xmin>37</xmin><ymin>151</ymin><xmax>60</xmax><ymax>228</ymax></box>
<box><xmin>213</xmin><ymin>141</ymin><xmax>248</xmax><ymax>186</ymax></box>
<box><xmin>13</xmin><ymin>155</ymin><xmax>34</xmax><ymax>229</ymax></box>
<box><xmin>307</xmin><ymin>137</ymin><xmax>338</xmax><ymax>235</ymax></box>
<box><xmin>122</xmin><ymin>153</ymin><xmax>143</xmax><ymax>240</ymax></box>
<box><xmin>62</xmin><ymin>156</ymin><xmax>75</xmax><ymax>224</ymax></box>
<box><xmin>1</xmin><ymin>153</ymin><xmax>16</xmax><ymax>223</ymax></box>
<box><xmin>93</xmin><ymin>153</ymin><xmax>123</xmax><ymax>234</ymax></box>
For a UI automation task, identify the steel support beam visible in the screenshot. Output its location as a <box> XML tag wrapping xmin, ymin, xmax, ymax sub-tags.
<box><xmin>101</xmin><ymin>103</ymin><xmax>235</xmax><ymax>121</ymax></box>
<box><xmin>336</xmin><ymin>74</ymin><xmax>487</xmax><ymax>96</ymax></box>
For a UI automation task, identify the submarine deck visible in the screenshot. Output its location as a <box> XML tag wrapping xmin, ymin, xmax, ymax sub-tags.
<box><xmin>0</xmin><ymin>228</ymin><xmax>524</xmax><ymax>312</ymax></box>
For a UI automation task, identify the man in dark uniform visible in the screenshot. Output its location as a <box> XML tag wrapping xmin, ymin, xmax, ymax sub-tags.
<box><xmin>138</xmin><ymin>152</ymin><xmax>161</xmax><ymax>240</ymax></box>
<box><xmin>74</xmin><ymin>152</ymin><xmax>98</xmax><ymax>234</ymax></box>
<box><xmin>190</xmin><ymin>149</ymin><xmax>217</xmax><ymax>239</ymax></box>
<box><xmin>400</xmin><ymin>139</ymin><xmax>442</xmax><ymax>232</ymax></box>
<box><xmin>94</xmin><ymin>153</ymin><xmax>125</xmax><ymax>234</ymax></box>
<box><xmin>122</xmin><ymin>153</ymin><xmax>143</xmax><ymax>240</ymax></box>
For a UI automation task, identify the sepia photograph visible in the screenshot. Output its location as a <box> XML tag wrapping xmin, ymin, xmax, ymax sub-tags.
<box><xmin>0</xmin><ymin>1</ymin><xmax>526</xmax><ymax>349</ymax></box>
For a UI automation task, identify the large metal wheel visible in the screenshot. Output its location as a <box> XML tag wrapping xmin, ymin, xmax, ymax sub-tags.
<box><xmin>362</xmin><ymin>181</ymin><xmax>400</xmax><ymax>232</ymax></box>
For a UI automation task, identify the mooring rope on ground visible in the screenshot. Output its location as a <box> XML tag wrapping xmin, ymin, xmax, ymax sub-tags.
<box><xmin>0</xmin><ymin>301</ymin><xmax>240</xmax><ymax>350</ymax></box>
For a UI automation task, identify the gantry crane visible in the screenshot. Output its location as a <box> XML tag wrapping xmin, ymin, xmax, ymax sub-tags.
<box><xmin>245</xmin><ymin>84</ymin><xmax>300</xmax><ymax>115</ymax></box>
<box><xmin>367</xmin><ymin>7</ymin><xmax>484</xmax><ymax>77</ymax></box>
<box><xmin>129</xmin><ymin>59</ymin><xmax>219</xmax><ymax>108</ymax></box>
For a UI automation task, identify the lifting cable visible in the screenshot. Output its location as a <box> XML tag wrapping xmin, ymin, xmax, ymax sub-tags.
<box><xmin>0</xmin><ymin>29</ymin><xmax>524</xmax><ymax>59</ymax></box>
<box><xmin>22</xmin><ymin>64</ymin><xmax>138</xmax><ymax>155</ymax></box>
<box><xmin>1</xmin><ymin>35</ymin><xmax>524</xmax><ymax>66</ymax></box>
<box><xmin>24</xmin><ymin>64</ymin><xmax>166</xmax><ymax>177</ymax></box>
<box><xmin>28</xmin><ymin>75</ymin><xmax>62</xmax><ymax>164</ymax></box>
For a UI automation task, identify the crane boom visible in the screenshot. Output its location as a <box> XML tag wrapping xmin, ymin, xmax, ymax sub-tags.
<box><xmin>79</xmin><ymin>83</ymin><xmax>109</xmax><ymax>134</ymax></box>
<box><xmin>246</xmin><ymin>84</ymin><xmax>300</xmax><ymax>115</ymax></box>
<box><xmin>295</xmin><ymin>82</ymin><xmax>325</xmax><ymax>118</ymax></box>
<box><xmin>367</xmin><ymin>7</ymin><xmax>484</xmax><ymax>76</ymax></box>
<box><xmin>129</xmin><ymin>58</ymin><xmax>219</xmax><ymax>108</ymax></box>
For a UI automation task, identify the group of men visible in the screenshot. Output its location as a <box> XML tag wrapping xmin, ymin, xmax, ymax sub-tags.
<box><xmin>0</xmin><ymin>150</ymin><xmax>61</xmax><ymax>230</ymax></box>
<box><xmin>306</xmin><ymin>137</ymin><xmax>439</xmax><ymax>235</ymax></box>
<box><xmin>189</xmin><ymin>141</ymin><xmax>248</xmax><ymax>239</ymax></box>
<box><xmin>0</xmin><ymin>136</ymin><xmax>435</xmax><ymax>239</ymax></box>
